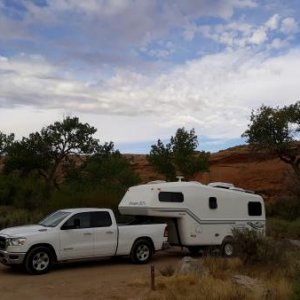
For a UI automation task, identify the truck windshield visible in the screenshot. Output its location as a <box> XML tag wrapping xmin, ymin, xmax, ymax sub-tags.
<box><xmin>39</xmin><ymin>211</ymin><xmax>71</xmax><ymax>227</ymax></box>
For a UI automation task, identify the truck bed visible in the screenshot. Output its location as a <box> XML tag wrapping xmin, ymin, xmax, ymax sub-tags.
<box><xmin>116</xmin><ymin>223</ymin><xmax>167</xmax><ymax>256</ymax></box>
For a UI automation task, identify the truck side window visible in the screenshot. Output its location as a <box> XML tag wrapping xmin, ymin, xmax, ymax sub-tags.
<box><xmin>159</xmin><ymin>192</ymin><xmax>184</xmax><ymax>202</ymax></box>
<box><xmin>61</xmin><ymin>212</ymin><xmax>91</xmax><ymax>230</ymax></box>
<box><xmin>209</xmin><ymin>197</ymin><xmax>217</xmax><ymax>209</ymax></box>
<box><xmin>91</xmin><ymin>212</ymin><xmax>112</xmax><ymax>227</ymax></box>
<box><xmin>248</xmin><ymin>202</ymin><xmax>262</xmax><ymax>216</ymax></box>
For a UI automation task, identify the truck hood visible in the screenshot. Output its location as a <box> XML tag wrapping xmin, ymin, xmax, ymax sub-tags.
<box><xmin>0</xmin><ymin>225</ymin><xmax>50</xmax><ymax>237</ymax></box>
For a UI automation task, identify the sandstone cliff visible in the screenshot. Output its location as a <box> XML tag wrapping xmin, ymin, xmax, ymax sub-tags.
<box><xmin>126</xmin><ymin>146</ymin><xmax>295</xmax><ymax>202</ymax></box>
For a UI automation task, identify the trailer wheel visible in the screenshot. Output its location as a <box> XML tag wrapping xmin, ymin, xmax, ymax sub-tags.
<box><xmin>130</xmin><ymin>239</ymin><xmax>153</xmax><ymax>264</ymax></box>
<box><xmin>24</xmin><ymin>246</ymin><xmax>53</xmax><ymax>275</ymax></box>
<box><xmin>221</xmin><ymin>238</ymin><xmax>234</xmax><ymax>257</ymax></box>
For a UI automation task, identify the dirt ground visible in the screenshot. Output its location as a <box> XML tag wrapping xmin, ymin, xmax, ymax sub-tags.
<box><xmin>0</xmin><ymin>248</ymin><xmax>186</xmax><ymax>300</ymax></box>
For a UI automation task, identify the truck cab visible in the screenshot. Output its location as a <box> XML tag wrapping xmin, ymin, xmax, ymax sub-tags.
<box><xmin>0</xmin><ymin>208</ymin><xmax>167</xmax><ymax>274</ymax></box>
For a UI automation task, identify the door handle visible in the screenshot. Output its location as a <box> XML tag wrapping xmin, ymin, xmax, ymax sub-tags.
<box><xmin>106</xmin><ymin>231</ymin><xmax>114</xmax><ymax>234</ymax></box>
<box><xmin>84</xmin><ymin>232</ymin><xmax>92</xmax><ymax>236</ymax></box>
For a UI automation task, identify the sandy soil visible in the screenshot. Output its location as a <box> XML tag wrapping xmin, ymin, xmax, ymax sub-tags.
<box><xmin>0</xmin><ymin>248</ymin><xmax>186</xmax><ymax>300</ymax></box>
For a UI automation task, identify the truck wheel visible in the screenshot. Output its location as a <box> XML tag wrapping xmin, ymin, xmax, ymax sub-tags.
<box><xmin>130</xmin><ymin>239</ymin><xmax>153</xmax><ymax>264</ymax></box>
<box><xmin>221</xmin><ymin>238</ymin><xmax>234</xmax><ymax>257</ymax></box>
<box><xmin>24</xmin><ymin>246</ymin><xmax>53</xmax><ymax>275</ymax></box>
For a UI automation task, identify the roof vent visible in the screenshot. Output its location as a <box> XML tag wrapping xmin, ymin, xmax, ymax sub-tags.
<box><xmin>147</xmin><ymin>180</ymin><xmax>166</xmax><ymax>184</ymax></box>
<box><xmin>208</xmin><ymin>182</ymin><xmax>234</xmax><ymax>189</ymax></box>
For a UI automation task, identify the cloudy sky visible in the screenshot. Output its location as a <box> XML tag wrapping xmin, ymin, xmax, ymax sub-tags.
<box><xmin>0</xmin><ymin>0</ymin><xmax>299</xmax><ymax>153</ymax></box>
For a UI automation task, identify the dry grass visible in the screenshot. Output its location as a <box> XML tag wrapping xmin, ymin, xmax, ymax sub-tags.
<box><xmin>140</xmin><ymin>274</ymin><xmax>253</xmax><ymax>300</ymax></box>
<box><xmin>140</xmin><ymin>273</ymin><xmax>291</xmax><ymax>300</ymax></box>
<box><xmin>202</xmin><ymin>257</ymin><xmax>243</xmax><ymax>279</ymax></box>
<box><xmin>131</xmin><ymin>257</ymin><xmax>293</xmax><ymax>300</ymax></box>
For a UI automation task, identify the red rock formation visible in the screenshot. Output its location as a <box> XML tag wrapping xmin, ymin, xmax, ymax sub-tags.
<box><xmin>126</xmin><ymin>146</ymin><xmax>296</xmax><ymax>202</ymax></box>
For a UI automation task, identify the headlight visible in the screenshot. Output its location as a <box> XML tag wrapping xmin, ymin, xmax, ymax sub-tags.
<box><xmin>7</xmin><ymin>237</ymin><xmax>27</xmax><ymax>246</ymax></box>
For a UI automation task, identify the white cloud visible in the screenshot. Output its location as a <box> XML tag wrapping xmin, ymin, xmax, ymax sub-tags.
<box><xmin>265</xmin><ymin>14</ymin><xmax>280</xmax><ymax>30</ymax></box>
<box><xmin>148</xmin><ymin>49</ymin><xmax>173</xmax><ymax>58</ymax></box>
<box><xmin>1</xmin><ymin>0</ymin><xmax>299</xmax><ymax>151</ymax></box>
<box><xmin>195</xmin><ymin>13</ymin><xmax>298</xmax><ymax>50</ymax></box>
<box><xmin>1</xmin><ymin>0</ymin><xmax>258</xmax><ymax>52</ymax></box>
<box><xmin>170</xmin><ymin>0</ymin><xmax>256</xmax><ymax>20</ymax></box>
<box><xmin>1</xmin><ymin>49</ymin><xmax>300</xmax><ymax>142</ymax></box>
<box><xmin>249</xmin><ymin>27</ymin><xmax>268</xmax><ymax>45</ymax></box>
<box><xmin>280</xmin><ymin>17</ymin><xmax>298</xmax><ymax>35</ymax></box>
<box><xmin>270</xmin><ymin>38</ymin><xmax>287</xmax><ymax>49</ymax></box>
<box><xmin>183</xmin><ymin>29</ymin><xmax>196</xmax><ymax>42</ymax></box>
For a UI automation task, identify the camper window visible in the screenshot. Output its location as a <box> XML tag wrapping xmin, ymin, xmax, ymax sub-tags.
<box><xmin>159</xmin><ymin>192</ymin><xmax>184</xmax><ymax>203</ymax></box>
<box><xmin>209</xmin><ymin>197</ymin><xmax>218</xmax><ymax>209</ymax></box>
<box><xmin>248</xmin><ymin>202</ymin><xmax>262</xmax><ymax>216</ymax></box>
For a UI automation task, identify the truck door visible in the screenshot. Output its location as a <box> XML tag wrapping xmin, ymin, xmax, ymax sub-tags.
<box><xmin>59</xmin><ymin>212</ymin><xmax>94</xmax><ymax>260</ymax></box>
<box><xmin>92</xmin><ymin>211</ymin><xmax>118</xmax><ymax>257</ymax></box>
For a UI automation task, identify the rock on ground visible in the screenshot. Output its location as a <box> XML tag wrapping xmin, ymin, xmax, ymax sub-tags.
<box><xmin>177</xmin><ymin>256</ymin><xmax>208</xmax><ymax>276</ymax></box>
<box><xmin>232</xmin><ymin>275</ymin><xmax>273</xmax><ymax>298</ymax></box>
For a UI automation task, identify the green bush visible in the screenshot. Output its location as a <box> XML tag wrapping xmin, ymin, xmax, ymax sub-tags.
<box><xmin>46</xmin><ymin>183</ymin><xmax>126</xmax><ymax>213</ymax></box>
<box><xmin>267</xmin><ymin>218</ymin><xmax>300</xmax><ymax>239</ymax></box>
<box><xmin>0</xmin><ymin>172</ymin><xmax>49</xmax><ymax>210</ymax></box>
<box><xmin>232</xmin><ymin>228</ymin><xmax>285</xmax><ymax>265</ymax></box>
<box><xmin>0</xmin><ymin>149</ymin><xmax>140</xmax><ymax>215</ymax></box>
<box><xmin>288</xmin><ymin>219</ymin><xmax>300</xmax><ymax>239</ymax></box>
<box><xmin>45</xmin><ymin>151</ymin><xmax>141</xmax><ymax>213</ymax></box>
<box><xmin>0</xmin><ymin>206</ymin><xmax>43</xmax><ymax>230</ymax></box>
<box><xmin>266</xmin><ymin>197</ymin><xmax>300</xmax><ymax>220</ymax></box>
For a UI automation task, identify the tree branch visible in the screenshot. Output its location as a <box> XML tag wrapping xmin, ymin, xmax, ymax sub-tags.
<box><xmin>278</xmin><ymin>154</ymin><xmax>293</xmax><ymax>165</ymax></box>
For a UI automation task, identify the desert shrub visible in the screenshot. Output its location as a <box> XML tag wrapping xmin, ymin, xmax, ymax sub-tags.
<box><xmin>266</xmin><ymin>218</ymin><xmax>288</xmax><ymax>238</ymax></box>
<box><xmin>266</xmin><ymin>197</ymin><xmax>300</xmax><ymax>220</ymax></box>
<box><xmin>232</xmin><ymin>228</ymin><xmax>285</xmax><ymax>265</ymax></box>
<box><xmin>47</xmin><ymin>183</ymin><xmax>125</xmax><ymax>213</ymax></box>
<box><xmin>288</xmin><ymin>219</ymin><xmax>300</xmax><ymax>239</ymax></box>
<box><xmin>0</xmin><ymin>206</ymin><xmax>43</xmax><ymax>230</ymax></box>
<box><xmin>142</xmin><ymin>273</ymin><xmax>291</xmax><ymax>300</ymax></box>
<box><xmin>0</xmin><ymin>173</ymin><xmax>49</xmax><ymax>210</ymax></box>
<box><xmin>291</xmin><ymin>266</ymin><xmax>300</xmax><ymax>300</ymax></box>
<box><xmin>267</xmin><ymin>218</ymin><xmax>300</xmax><ymax>239</ymax></box>
<box><xmin>45</xmin><ymin>150</ymin><xmax>141</xmax><ymax>212</ymax></box>
<box><xmin>202</xmin><ymin>257</ymin><xmax>242</xmax><ymax>279</ymax></box>
<box><xmin>0</xmin><ymin>148</ymin><xmax>140</xmax><ymax>214</ymax></box>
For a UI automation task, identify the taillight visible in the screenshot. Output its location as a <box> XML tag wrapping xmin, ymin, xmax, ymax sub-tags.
<box><xmin>164</xmin><ymin>226</ymin><xmax>168</xmax><ymax>238</ymax></box>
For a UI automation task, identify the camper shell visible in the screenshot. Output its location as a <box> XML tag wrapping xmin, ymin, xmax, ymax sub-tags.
<box><xmin>119</xmin><ymin>180</ymin><xmax>265</xmax><ymax>254</ymax></box>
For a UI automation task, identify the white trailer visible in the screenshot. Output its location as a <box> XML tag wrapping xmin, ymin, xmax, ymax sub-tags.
<box><xmin>118</xmin><ymin>180</ymin><xmax>266</xmax><ymax>256</ymax></box>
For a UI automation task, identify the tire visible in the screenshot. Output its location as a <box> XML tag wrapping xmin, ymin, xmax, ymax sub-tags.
<box><xmin>24</xmin><ymin>246</ymin><xmax>54</xmax><ymax>275</ymax></box>
<box><xmin>221</xmin><ymin>238</ymin><xmax>234</xmax><ymax>258</ymax></box>
<box><xmin>130</xmin><ymin>239</ymin><xmax>153</xmax><ymax>264</ymax></box>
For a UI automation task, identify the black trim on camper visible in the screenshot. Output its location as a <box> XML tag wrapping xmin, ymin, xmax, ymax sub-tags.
<box><xmin>120</xmin><ymin>206</ymin><xmax>264</xmax><ymax>226</ymax></box>
<box><xmin>159</xmin><ymin>192</ymin><xmax>184</xmax><ymax>203</ymax></box>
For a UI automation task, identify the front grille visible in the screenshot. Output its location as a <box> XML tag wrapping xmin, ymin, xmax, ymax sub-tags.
<box><xmin>0</xmin><ymin>237</ymin><xmax>6</xmax><ymax>250</ymax></box>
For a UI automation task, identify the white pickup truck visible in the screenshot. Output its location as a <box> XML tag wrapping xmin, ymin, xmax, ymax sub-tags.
<box><xmin>0</xmin><ymin>208</ymin><xmax>168</xmax><ymax>274</ymax></box>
